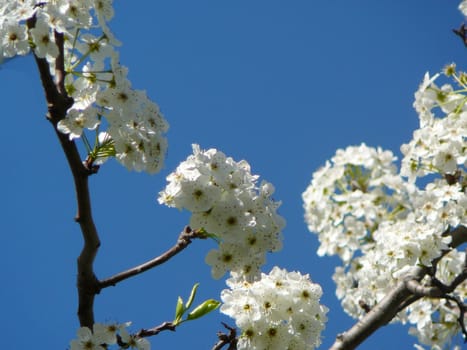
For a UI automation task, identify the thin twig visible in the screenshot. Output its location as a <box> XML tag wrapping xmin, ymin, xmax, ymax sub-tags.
<box><xmin>135</xmin><ymin>321</ymin><xmax>177</xmax><ymax>338</ymax></box>
<box><xmin>98</xmin><ymin>226</ymin><xmax>207</xmax><ymax>289</ymax></box>
<box><xmin>444</xmin><ymin>295</ymin><xmax>467</xmax><ymax>341</ymax></box>
<box><xmin>211</xmin><ymin>323</ymin><xmax>237</xmax><ymax>350</ymax></box>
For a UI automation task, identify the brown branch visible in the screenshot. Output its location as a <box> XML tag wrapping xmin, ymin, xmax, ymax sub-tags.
<box><xmin>98</xmin><ymin>226</ymin><xmax>206</xmax><ymax>289</ymax></box>
<box><xmin>114</xmin><ymin>322</ymin><xmax>177</xmax><ymax>348</ymax></box>
<box><xmin>211</xmin><ymin>323</ymin><xmax>237</xmax><ymax>350</ymax></box>
<box><xmin>330</xmin><ymin>225</ymin><xmax>467</xmax><ymax>350</ymax></box>
<box><xmin>453</xmin><ymin>23</ymin><xmax>467</xmax><ymax>47</ymax></box>
<box><xmin>30</xmin><ymin>14</ymin><xmax>207</xmax><ymax>327</ymax></box>
<box><xmin>405</xmin><ymin>278</ymin><xmax>444</xmax><ymax>297</ymax></box>
<box><xmin>135</xmin><ymin>321</ymin><xmax>177</xmax><ymax>338</ymax></box>
<box><xmin>330</xmin><ymin>267</ymin><xmax>426</xmax><ymax>350</ymax></box>
<box><xmin>53</xmin><ymin>31</ymin><xmax>67</xmax><ymax>95</ymax></box>
<box><xmin>29</xmin><ymin>15</ymin><xmax>101</xmax><ymax>329</ymax></box>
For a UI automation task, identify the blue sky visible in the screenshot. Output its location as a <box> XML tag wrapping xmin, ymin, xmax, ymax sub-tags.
<box><xmin>1</xmin><ymin>1</ymin><xmax>465</xmax><ymax>349</ymax></box>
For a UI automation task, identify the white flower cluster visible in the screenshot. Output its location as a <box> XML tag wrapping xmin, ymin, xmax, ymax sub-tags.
<box><xmin>401</xmin><ymin>69</ymin><xmax>466</xmax><ymax>182</ymax></box>
<box><xmin>70</xmin><ymin>322</ymin><xmax>149</xmax><ymax>350</ymax></box>
<box><xmin>160</xmin><ymin>146</ymin><xmax>328</xmax><ymax>348</ymax></box>
<box><xmin>303</xmin><ymin>67</ymin><xmax>467</xmax><ymax>349</ymax></box>
<box><xmin>159</xmin><ymin>144</ymin><xmax>285</xmax><ymax>280</ymax></box>
<box><xmin>332</xmin><ymin>214</ymin><xmax>454</xmax><ymax>320</ymax></box>
<box><xmin>408</xmin><ymin>250</ymin><xmax>467</xmax><ymax>350</ymax></box>
<box><xmin>220</xmin><ymin>267</ymin><xmax>328</xmax><ymax>350</ymax></box>
<box><xmin>302</xmin><ymin>143</ymin><xmax>411</xmax><ymax>263</ymax></box>
<box><xmin>0</xmin><ymin>0</ymin><xmax>168</xmax><ymax>173</ymax></box>
<box><xmin>460</xmin><ymin>0</ymin><xmax>467</xmax><ymax>16</ymax></box>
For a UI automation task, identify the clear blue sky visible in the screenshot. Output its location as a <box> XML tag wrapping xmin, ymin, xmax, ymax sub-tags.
<box><xmin>1</xmin><ymin>1</ymin><xmax>465</xmax><ymax>349</ymax></box>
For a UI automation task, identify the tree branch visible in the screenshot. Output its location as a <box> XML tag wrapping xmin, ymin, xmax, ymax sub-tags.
<box><xmin>211</xmin><ymin>323</ymin><xmax>237</xmax><ymax>350</ymax></box>
<box><xmin>135</xmin><ymin>321</ymin><xmax>177</xmax><ymax>338</ymax></box>
<box><xmin>330</xmin><ymin>225</ymin><xmax>467</xmax><ymax>350</ymax></box>
<box><xmin>53</xmin><ymin>31</ymin><xmax>67</xmax><ymax>96</ymax></box>
<box><xmin>98</xmin><ymin>226</ymin><xmax>206</xmax><ymax>289</ymax></box>
<box><xmin>330</xmin><ymin>267</ymin><xmax>426</xmax><ymax>350</ymax></box>
<box><xmin>444</xmin><ymin>295</ymin><xmax>467</xmax><ymax>340</ymax></box>
<box><xmin>29</xmin><ymin>15</ymin><xmax>101</xmax><ymax>328</ymax></box>
<box><xmin>453</xmin><ymin>23</ymin><xmax>467</xmax><ymax>47</ymax></box>
<box><xmin>115</xmin><ymin>322</ymin><xmax>177</xmax><ymax>348</ymax></box>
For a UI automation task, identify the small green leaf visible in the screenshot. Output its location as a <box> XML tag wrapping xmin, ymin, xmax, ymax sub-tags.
<box><xmin>173</xmin><ymin>296</ymin><xmax>185</xmax><ymax>325</ymax></box>
<box><xmin>185</xmin><ymin>283</ymin><xmax>199</xmax><ymax>310</ymax></box>
<box><xmin>186</xmin><ymin>299</ymin><xmax>220</xmax><ymax>321</ymax></box>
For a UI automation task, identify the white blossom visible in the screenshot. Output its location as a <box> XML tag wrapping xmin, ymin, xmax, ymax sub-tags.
<box><xmin>29</xmin><ymin>18</ymin><xmax>59</xmax><ymax>61</ymax></box>
<box><xmin>221</xmin><ymin>267</ymin><xmax>328</xmax><ymax>350</ymax></box>
<box><xmin>160</xmin><ymin>145</ymin><xmax>285</xmax><ymax>280</ymax></box>
<box><xmin>58</xmin><ymin>107</ymin><xmax>100</xmax><ymax>140</ymax></box>
<box><xmin>69</xmin><ymin>322</ymin><xmax>147</xmax><ymax>350</ymax></box>
<box><xmin>460</xmin><ymin>0</ymin><xmax>467</xmax><ymax>16</ymax></box>
<box><xmin>0</xmin><ymin>21</ymin><xmax>29</xmax><ymax>57</ymax></box>
<box><xmin>304</xmin><ymin>65</ymin><xmax>466</xmax><ymax>349</ymax></box>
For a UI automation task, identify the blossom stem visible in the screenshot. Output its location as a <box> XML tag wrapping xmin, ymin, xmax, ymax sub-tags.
<box><xmin>98</xmin><ymin>226</ymin><xmax>206</xmax><ymax>289</ymax></box>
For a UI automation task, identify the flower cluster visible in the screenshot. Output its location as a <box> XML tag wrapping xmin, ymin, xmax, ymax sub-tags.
<box><xmin>0</xmin><ymin>0</ymin><xmax>168</xmax><ymax>173</ymax></box>
<box><xmin>460</xmin><ymin>0</ymin><xmax>467</xmax><ymax>16</ymax></box>
<box><xmin>408</xmin><ymin>250</ymin><xmax>467</xmax><ymax>349</ymax></box>
<box><xmin>331</xmin><ymin>214</ymin><xmax>454</xmax><ymax>320</ymax></box>
<box><xmin>302</xmin><ymin>143</ymin><xmax>412</xmax><ymax>263</ymax></box>
<box><xmin>303</xmin><ymin>66</ymin><xmax>467</xmax><ymax>349</ymax></box>
<box><xmin>70</xmin><ymin>322</ymin><xmax>150</xmax><ymax>350</ymax></box>
<box><xmin>401</xmin><ymin>67</ymin><xmax>466</xmax><ymax>182</ymax></box>
<box><xmin>159</xmin><ymin>144</ymin><xmax>285</xmax><ymax>280</ymax></box>
<box><xmin>220</xmin><ymin>267</ymin><xmax>328</xmax><ymax>350</ymax></box>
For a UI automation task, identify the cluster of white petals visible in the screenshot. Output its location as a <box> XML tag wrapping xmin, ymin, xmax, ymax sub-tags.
<box><xmin>460</xmin><ymin>0</ymin><xmax>467</xmax><ymax>16</ymax></box>
<box><xmin>220</xmin><ymin>267</ymin><xmax>328</xmax><ymax>350</ymax></box>
<box><xmin>159</xmin><ymin>144</ymin><xmax>285</xmax><ymax>280</ymax></box>
<box><xmin>70</xmin><ymin>322</ymin><xmax>150</xmax><ymax>350</ymax></box>
<box><xmin>401</xmin><ymin>69</ymin><xmax>466</xmax><ymax>182</ymax></box>
<box><xmin>302</xmin><ymin>143</ymin><xmax>412</xmax><ymax>263</ymax></box>
<box><xmin>0</xmin><ymin>0</ymin><xmax>168</xmax><ymax>173</ymax></box>
<box><xmin>303</xmin><ymin>65</ymin><xmax>467</xmax><ymax>349</ymax></box>
<box><xmin>408</xmin><ymin>250</ymin><xmax>467</xmax><ymax>349</ymax></box>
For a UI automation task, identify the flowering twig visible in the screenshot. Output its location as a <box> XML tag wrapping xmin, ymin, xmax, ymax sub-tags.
<box><xmin>135</xmin><ymin>321</ymin><xmax>177</xmax><ymax>337</ymax></box>
<box><xmin>330</xmin><ymin>225</ymin><xmax>467</xmax><ymax>350</ymax></box>
<box><xmin>98</xmin><ymin>226</ymin><xmax>207</xmax><ymax>289</ymax></box>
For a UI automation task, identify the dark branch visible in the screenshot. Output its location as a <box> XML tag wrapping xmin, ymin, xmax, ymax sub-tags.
<box><xmin>29</xmin><ymin>15</ymin><xmax>100</xmax><ymax>328</ymax></box>
<box><xmin>98</xmin><ymin>226</ymin><xmax>207</xmax><ymax>289</ymax></box>
<box><xmin>53</xmin><ymin>31</ymin><xmax>68</xmax><ymax>96</ymax></box>
<box><xmin>453</xmin><ymin>23</ymin><xmax>467</xmax><ymax>47</ymax></box>
<box><xmin>211</xmin><ymin>323</ymin><xmax>237</xmax><ymax>350</ymax></box>
<box><xmin>135</xmin><ymin>321</ymin><xmax>177</xmax><ymax>338</ymax></box>
<box><xmin>444</xmin><ymin>295</ymin><xmax>467</xmax><ymax>341</ymax></box>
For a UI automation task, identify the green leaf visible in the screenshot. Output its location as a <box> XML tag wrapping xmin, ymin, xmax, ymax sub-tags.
<box><xmin>185</xmin><ymin>283</ymin><xmax>199</xmax><ymax>310</ymax></box>
<box><xmin>173</xmin><ymin>296</ymin><xmax>185</xmax><ymax>325</ymax></box>
<box><xmin>186</xmin><ymin>299</ymin><xmax>220</xmax><ymax>321</ymax></box>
